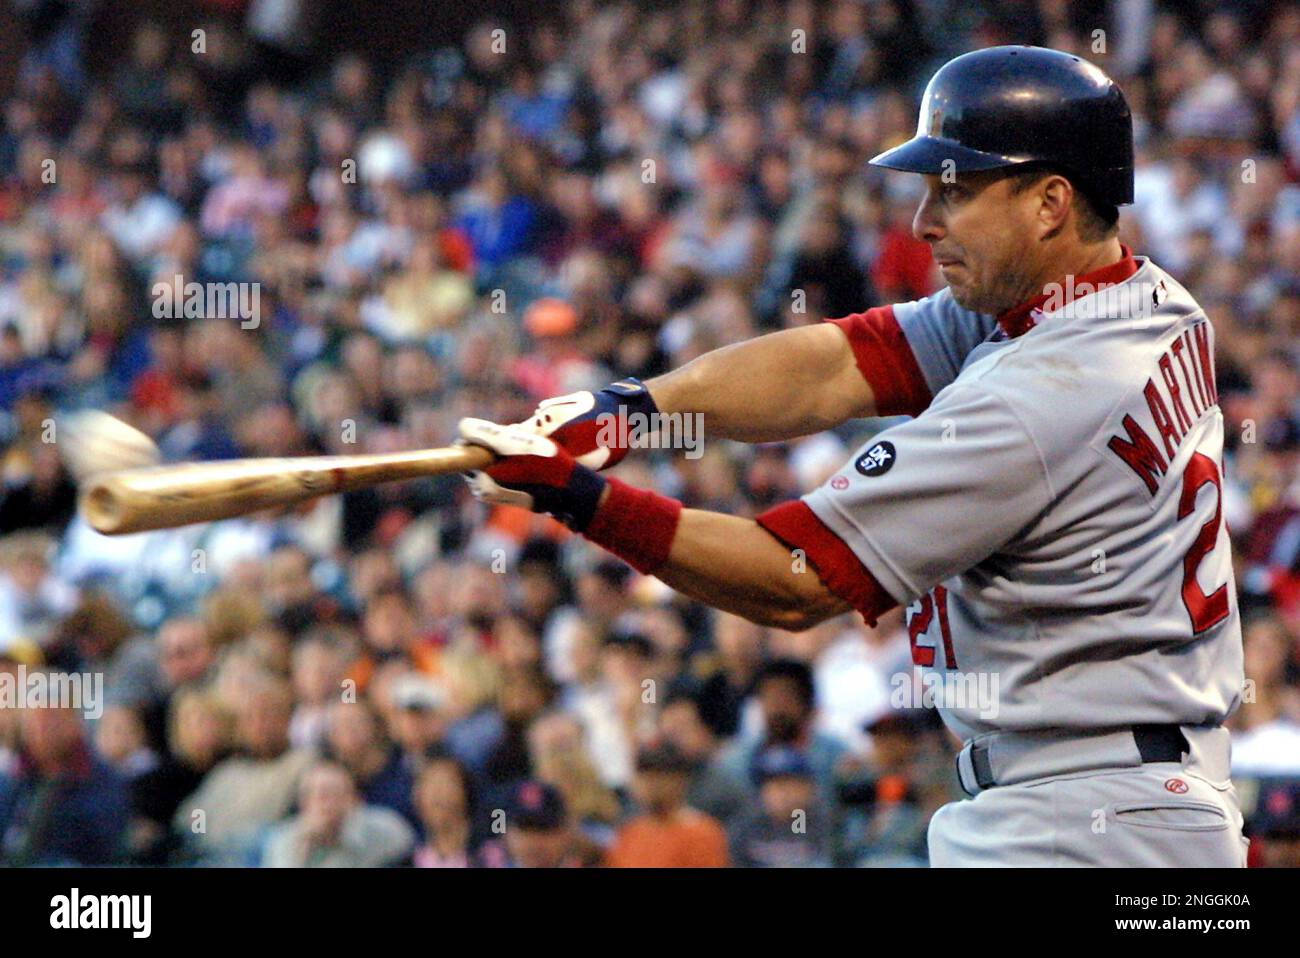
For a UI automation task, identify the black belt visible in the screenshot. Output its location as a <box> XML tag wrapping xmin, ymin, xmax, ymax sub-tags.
<box><xmin>966</xmin><ymin>724</ymin><xmax>1189</xmax><ymax>793</ymax></box>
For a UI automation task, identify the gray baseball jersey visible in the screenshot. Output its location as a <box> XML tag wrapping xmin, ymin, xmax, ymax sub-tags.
<box><xmin>761</xmin><ymin>249</ymin><xmax>1243</xmax><ymax>743</ymax></box>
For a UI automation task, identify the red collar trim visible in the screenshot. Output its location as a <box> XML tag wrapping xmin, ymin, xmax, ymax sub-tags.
<box><xmin>996</xmin><ymin>245</ymin><xmax>1139</xmax><ymax>339</ymax></box>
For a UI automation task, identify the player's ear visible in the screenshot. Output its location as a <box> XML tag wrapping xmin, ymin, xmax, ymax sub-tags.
<box><xmin>1035</xmin><ymin>174</ymin><xmax>1074</xmax><ymax>237</ymax></box>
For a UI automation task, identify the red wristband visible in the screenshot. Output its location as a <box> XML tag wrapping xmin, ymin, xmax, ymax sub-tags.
<box><xmin>582</xmin><ymin>477</ymin><xmax>683</xmax><ymax>575</ymax></box>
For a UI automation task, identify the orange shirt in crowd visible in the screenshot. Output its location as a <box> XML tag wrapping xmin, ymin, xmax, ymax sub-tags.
<box><xmin>605</xmin><ymin>809</ymin><xmax>730</xmax><ymax>868</ymax></box>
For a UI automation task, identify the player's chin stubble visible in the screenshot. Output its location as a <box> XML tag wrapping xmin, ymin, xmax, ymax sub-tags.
<box><xmin>946</xmin><ymin>257</ymin><xmax>1040</xmax><ymax>317</ymax></box>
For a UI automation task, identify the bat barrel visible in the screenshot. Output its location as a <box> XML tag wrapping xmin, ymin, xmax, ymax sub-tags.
<box><xmin>80</xmin><ymin>445</ymin><xmax>496</xmax><ymax>536</ymax></box>
<box><xmin>80</xmin><ymin>464</ymin><xmax>321</xmax><ymax>535</ymax></box>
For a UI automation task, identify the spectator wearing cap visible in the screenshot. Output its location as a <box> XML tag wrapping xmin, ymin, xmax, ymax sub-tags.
<box><xmin>1244</xmin><ymin>777</ymin><xmax>1300</xmax><ymax>867</ymax></box>
<box><xmin>479</xmin><ymin>779</ymin><xmax>597</xmax><ymax>868</ymax></box>
<box><xmin>388</xmin><ymin>673</ymin><xmax>451</xmax><ymax>775</ymax></box>
<box><xmin>511</xmin><ymin>297</ymin><xmax>603</xmax><ymax>400</ymax></box>
<box><xmin>262</xmin><ymin>760</ymin><xmax>415</xmax><ymax>868</ymax></box>
<box><xmin>658</xmin><ymin>690</ymin><xmax>751</xmax><ymax>828</ymax></box>
<box><xmin>606</xmin><ymin>743</ymin><xmax>729</xmax><ymax>868</ymax></box>
<box><xmin>411</xmin><ymin>752</ymin><xmax>479</xmax><ymax>868</ymax></box>
<box><xmin>835</xmin><ymin>709</ymin><xmax>952</xmax><ymax>868</ymax></box>
<box><xmin>718</xmin><ymin>658</ymin><xmax>849</xmax><ymax>805</ymax></box>
<box><xmin>349</xmin><ymin>585</ymin><xmax>437</xmax><ymax>684</ymax></box>
<box><xmin>0</xmin><ymin>701</ymin><xmax>129</xmax><ymax>865</ymax></box>
<box><xmin>729</xmin><ymin>745</ymin><xmax>832</xmax><ymax>868</ymax></box>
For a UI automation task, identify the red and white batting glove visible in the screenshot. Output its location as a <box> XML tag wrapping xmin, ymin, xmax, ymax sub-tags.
<box><xmin>458</xmin><ymin>418</ymin><xmax>608</xmax><ymax>531</ymax></box>
<box><xmin>521</xmin><ymin>378</ymin><xmax>659</xmax><ymax>470</ymax></box>
<box><xmin>458</xmin><ymin>415</ymin><xmax>684</xmax><ymax>575</ymax></box>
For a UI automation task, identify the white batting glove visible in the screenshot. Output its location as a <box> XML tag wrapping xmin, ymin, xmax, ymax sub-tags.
<box><xmin>457</xmin><ymin>417</ymin><xmax>608</xmax><ymax>530</ymax></box>
<box><xmin>520</xmin><ymin>378</ymin><xmax>660</xmax><ymax>471</ymax></box>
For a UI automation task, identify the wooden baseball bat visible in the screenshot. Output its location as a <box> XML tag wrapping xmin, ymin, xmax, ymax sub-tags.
<box><xmin>81</xmin><ymin>444</ymin><xmax>497</xmax><ymax>536</ymax></box>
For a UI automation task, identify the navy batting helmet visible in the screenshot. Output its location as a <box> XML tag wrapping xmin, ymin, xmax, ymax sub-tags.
<box><xmin>870</xmin><ymin>46</ymin><xmax>1134</xmax><ymax>208</ymax></box>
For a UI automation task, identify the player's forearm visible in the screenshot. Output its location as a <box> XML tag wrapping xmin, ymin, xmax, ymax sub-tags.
<box><xmin>645</xmin><ymin>324</ymin><xmax>876</xmax><ymax>442</ymax></box>
<box><xmin>651</xmin><ymin>507</ymin><xmax>851</xmax><ymax>630</ymax></box>
<box><xmin>460</xmin><ymin>421</ymin><xmax>851</xmax><ymax>630</ymax></box>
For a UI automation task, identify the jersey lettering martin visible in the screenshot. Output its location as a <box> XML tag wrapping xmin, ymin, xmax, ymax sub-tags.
<box><xmin>1105</xmin><ymin>318</ymin><xmax>1217</xmax><ymax>496</ymax></box>
<box><xmin>804</xmin><ymin>252</ymin><xmax>1243</xmax><ymax>739</ymax></box>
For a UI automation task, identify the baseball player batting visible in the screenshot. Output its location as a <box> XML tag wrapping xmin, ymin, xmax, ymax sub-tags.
<box><xmin>457</xmin><ymin>46</ymin><xmax>1247</xmax><ymax>867</ymax></box>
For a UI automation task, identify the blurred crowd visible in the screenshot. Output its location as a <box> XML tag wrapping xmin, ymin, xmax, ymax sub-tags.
<box><xmin>0</xmin><ymin>0</ymin><xmax>1298</xmax><ymax>868</ymax></box>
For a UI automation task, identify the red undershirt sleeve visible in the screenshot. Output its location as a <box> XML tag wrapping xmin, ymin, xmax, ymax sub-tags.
<box><xmin>826</xmin><ymin>306</ymin><xmax>931</xmax><ymax>417</ymax></box>
<box><xmin>755</xmin><ymin>499</ymin><xmax>899</xmax><ymax>627</ymax></box>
